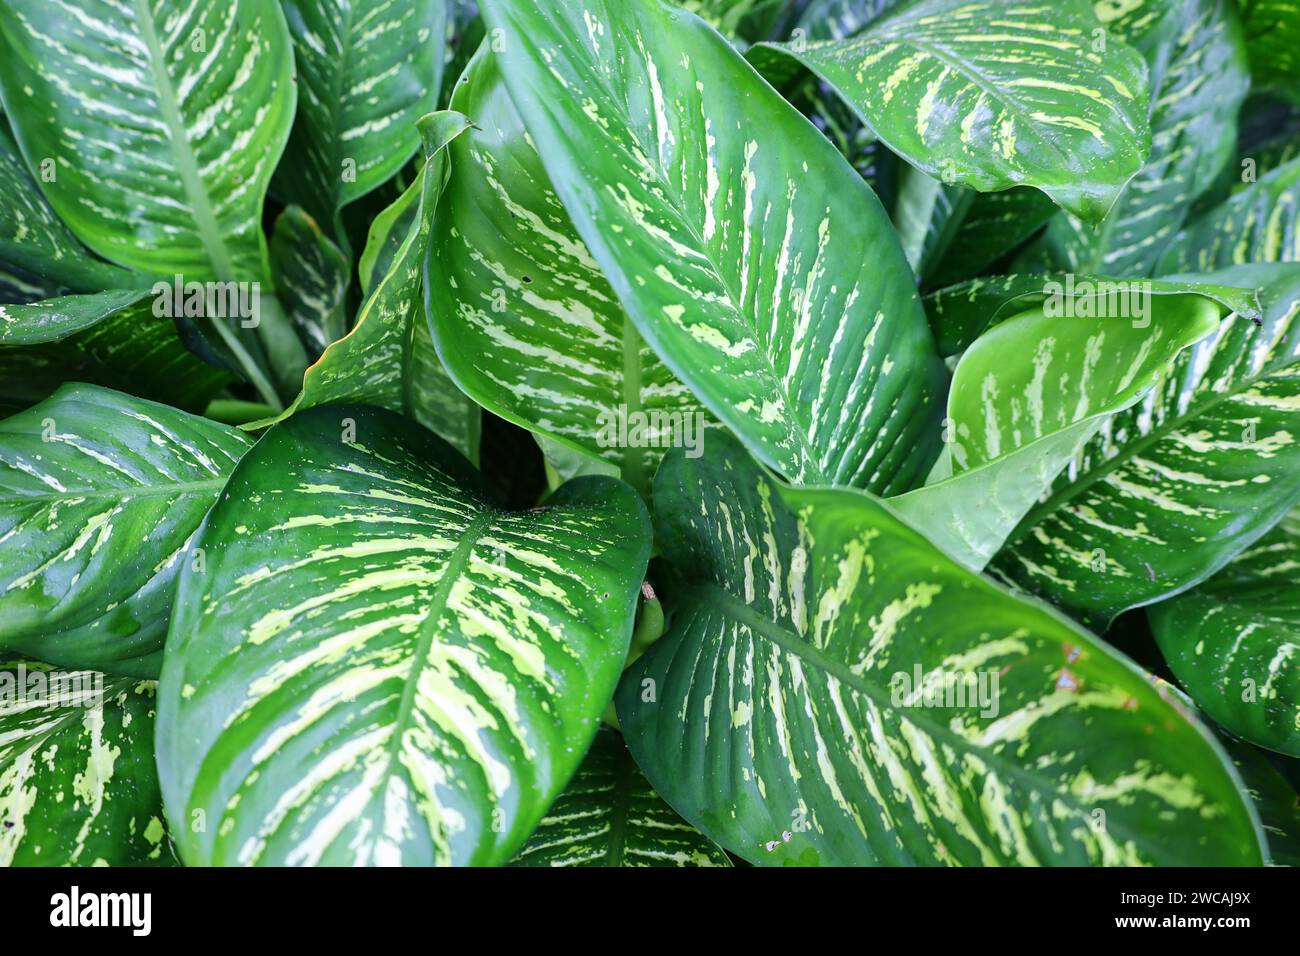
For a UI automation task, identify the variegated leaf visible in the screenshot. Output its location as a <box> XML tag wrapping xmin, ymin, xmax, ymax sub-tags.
<box><xmin>677</xmin><ymin>0</ymin><xmax>789</xmax><ymax>40</ymax></box>
<box><xmin>511</xmin><ymin>727</ymin><xmax>732</xmax><ymax>867</ymax></box>
<box><xmin>1242</xmin><ymin>0</ymin><xmax>1300</xmax><ymax>103</ymax></box>
<box><xmin>1149</xmin><ymin>507</ymin><xmax>1300</xmax><ymax>756</ymax></box>
<box><xmin>892</xmin><ymin>292</ymin><xmax>1221</xmax><ymax>569</ymax></box>
<box><xmin>923</xmin><ymin>272</ymin><xmax>1262</xmax><ymax>357</ymax></box>
<box><xmin>158</xmin><ymin>404</ymin><xmax>652</xmax><ymax>866</ymax></box>
<box><xmin>1160</xmin><ymin>156</ymin><xmax>1300</xmax><ymax>272</ymax></box>
<box><xmin>0</xmin><ymin>384</ymin><xmax>250</xmax><ymax>677</ymax></box>
<box><xmin>270</xmin><ymin>113</ymin><xmax>480</xmax><ymax>462</ymax></box>
<box><xmin>793</xmin><ymin>0</ymin><xmax>902</xmax><ymax>40</ymax></box>
<box><xmin>925</xmin><ymin>188</ymin><xmax>1059</xmax><ymax>290</ymax></box>
<box><xmin>276</xmin><ymin>0</ymin><xmax>448</xmax><ymax>231</ymax></box>
<box><xmin>1023</xmin><ymin>0</ymin><xmax>1249</xmax><ymax>277</ymax></box>
<box><xmin>749</xmin><ymin>0</ymin><xmax>1151</xmax><ymax>223</ymax></box>
<box><xmin>991</xmin><ymin>264</ymin><xmax>1300</xmax><ymax>628</ymax></box>
<box><xmin>0</xmin><ymin>290</ymin><xmax>230</xmax><ymax>413</ymax></box>
<box><xmin>0</xmin><ymin>125</ymin><xmax>132</xmax><ymax>294</ymax></box>
<box><xmin>477</xmin><ymin>0</ymin><xmax>946</xmax><ymax>495</ymax></box>
<box><xmin>425</xmin><ymin>47</ymin><xmax>713</xmax><ymax>496</ymax></box>
<box><xmin>269</xmin><ymin>207</ymin><xmax>350</xmax><ymax>360</ymax></box>
<box><xmin>0</xmin><ymin>0</ymin><xmax>295</xmax><ymax>283</ymax></box>
<box><xmin>1</xmin><ymin>664</ymin><xmax>172</xmax><ymax>866</ymax></box>
<box><xmin>617</xmin><ymin>433</ymin><xmax>1263</xmax><ymax>866</ymax></box>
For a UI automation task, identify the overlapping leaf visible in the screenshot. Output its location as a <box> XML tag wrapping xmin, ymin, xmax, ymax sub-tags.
<box><xmin>0</xmin><ymin>290</ymin><xmax>229</xmax><ymax>413</ymax></box>
<box><xmin>1149</xmin><ymin>508</ymin><xmax>1300</xmax><ymax>756</ymax></box>
<box><xmin>749</xmin><ymin>0</ymin><xmax>1151</xmax><ymax>223</ymax></box>
<box><xmin>158</xmin><ymin>404</ymin><xmax>651</xmax><ymax>866</ymax></box>
<box><xmin>425</xmin><ymin>49</ymin><xmax>712</xmax><ymax>495</ymax></box>
<box><xmin>511</xmin><ymin>727</ymin><xmax>731</xmax><ymax>867</ymax></box>
<box><xmin>0</xmin><ymin>126</ymin><xmax>132</xmax><ymax>294</ymax></box>
<box><xmin>0</xmin><ymin>0</ymin><xmax>295</xmax><ymax>283</ymax></box>
<box><xmin>617</xmin><ymin>433</ymin><xmax>1262</xmax><ymax>866</ymax></box>
<box><xmin>1242</xmin><ymin>0</ymin><xmax>1300</xmax><ymax>103</ymax></box>
<box><xmin>893</xmin><ymin>292</ymin><xmax>1221</xmax><ymax>569</ymax></box>
<box><xmin>1</xmin><ymin>663</ymin><xmax>171</xmax><ymax>866</ymax></box>
<box><xmin>1160</xmin><ymin>157</ymin><xmax>1300</xmax><ymax>273</ymax></box>
<box><xmin>271</xmin><ymin>113</ymin><xmax>479</xmax><ymax>461</ymax></box>
<box><xmin>0</xmin><ymin>385</ymin><xmax>250</xmax><ymax>676</ymax></box>
<box><xmin>477</xmin><ymin>0</ymin><xmax>946</xmax><ymax>494</ymax></box>
<box><xmin>991</xmin><ymin>264</ymin><xmax>1300</xmax><ymax>628</ymax></box>
<box><xmin>277</xmin><ymin>0</ymin><xmax>448</xmax><ymax>230</ymax></box>
<box><xmin>269</xmin><ymin>208</ymin><xmax>350</xmax><ymax>359</ymax></box>
<box><xmin>1023</xmin><ymin>0</ymin><xmax>1249</xmax><ymax>277</ymax></box>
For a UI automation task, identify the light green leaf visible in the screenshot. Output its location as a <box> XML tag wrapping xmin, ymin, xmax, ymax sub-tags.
<box><xmin>511</xmin><ymin>727</ymin><xmax>732</xmax><ymax>867</ymax></box>
<box><xmin>1023</xmin><ymin>0</ymin><xmax>1249</xmax><ymax>277</ymax></box>
<box><xmin>991</xmin><ymin>264</ymin><xmax>1300</xmax><ymax>628</ymax></box>
<box><xmin>893</xmin><ymin>292</ymin><xmax>1221</xmax><ymax>569</ymax></box>
<box><xmin>0</xmin><ymin>126</ymin><xmax>133</xmax><ymax>294</ymax></box>
<box><xmin>276</xmin><ymin>0</ymin><xmax>449</xmax><ymax>230</ymax></box>
<box><xmin>158</xmin><ymin>404</ymin><xmax>652</xmax><ymax>866</ymax></box>
<box><xmin>477</xmin><ymin>0</ymin><xmax>946</xmax><ymax>494</ymax></box>
<box><xmin>1</xmin><ymin>664</ymin><xmax>172</xmax><ymax>866</ymax></box>
<box><xmin>425</xmin><ymin>47</ymin><xmax>713</xmax><ymax>496</ymax></box>
<box><xmin>1149</xmin><ymin>507</ymin><xmax>1300</xmax><ymax>756</ymax></box>
<box><xmin>1159</xmin><ymin>156</ymin><xmax>1300</xmax><ymax>272</ymax></box>
<box><xmin>0</xmin><ymin>0</ymin><xmax>295</xmax><ymax>283</ymax></box>
<box><xmin>0</xmin><ymin>384</ymin><xmax>250</xmax><ymax>677</ymax></box>
<box><xmin>749</xmin><ymin>0</ymin><xmax>1151</xmax><ymax>223</ymax></box>
<box><xmin>923</xmin><ymin>272</ymin><xmax>1262</xmax><ymax>357</ymax></box>
<box><xmin>617</xmin><ymin>433</ymin><xmax>1263</xmax><ymax>866</ymax></box>
<box><xmin>269</xmin><ymin>113</ymin><xmax>480</xmax><ymax>462</ymax></box>
<box><xmin>268</xmin><ymin>207</ymin><xmax>350</xmax><ymax>359</ymax></box>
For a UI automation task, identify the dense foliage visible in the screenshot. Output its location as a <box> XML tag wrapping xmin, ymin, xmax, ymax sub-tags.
<box><xmin>1</xmin><ymin>0</ymin><xmax>1298</xmax><ymax>867</ymax></box>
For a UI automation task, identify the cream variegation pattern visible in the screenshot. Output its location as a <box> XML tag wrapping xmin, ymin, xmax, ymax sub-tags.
<box><xmin>749</xmin><ymin>0</ymin><xmax>1152</xmax><ymax>223</ymax></box>
<box><xmin>276</xmin><ymin>0</ymin><xmax>448</xmax><ymax>228</ymax></box>
<box><xmin>618</xmin><ymin>433</ymin><xmax>1264</xmax><ymax>866</ymax></box>
<box><xmin>0</xmin><ymin>385</ymin><xmax>250</xmax><ymax>676</ymax></box>
<box><xmin>0</xmin><ymin>0</ymin><xmax>295</xmax><ymax>282</ymax></box>
<box><xmin>269</xmin><ymin>113</ymin><xmax>480</xmax><ymax>461</ymax></box>
<box><xmin>425</xmin><ymin>49</ymin><xmax>714</xmax><ymax>495</ymax></box>
<box><xmin>0</xmin><ymin>666</ymin><xmax>171</xmax><ymax>866</ymax></box>
<box><xmin>158</xmin><ymin>405</ymin><xmax>651</xmax><ymax>866</ymax></box>
<box><xmin>478</xmin><ymin>0</ymin><xmax>946</xmax><ymax>495</ymax></box>
<box><xmin>992</xmin><ymin>264</ymin><xmax>1300</xmax><ymax>627</ymax></box>
<box><xmin>511</xmin><ymin>727</ymin><xmax>732</xmax><ymax>867</ymax></box>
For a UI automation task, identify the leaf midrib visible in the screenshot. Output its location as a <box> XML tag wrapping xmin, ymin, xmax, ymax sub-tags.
<box><xmin>133</xmin><ymin>0</ymin><xmax>238</xmax><ymax>282</ymax></box>
<box><xmin>4</xmin><ymin>477</ymin><xmax>229</xmax><ymax>504</ymax></box>
<box><xmin>683</xmin><ymin>580</ymin><xmax>1160</xmax><ymax>852</ymax></box>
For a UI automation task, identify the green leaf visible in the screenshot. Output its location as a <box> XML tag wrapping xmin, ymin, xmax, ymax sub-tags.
<box><xmin>991</xmin><ymin>263</ymin><xmax>1300</xmax><ymax>628</ymax></box>
<box><xmin>1023</xmin><ymin>0</ymin><xmax>1249</xmax><ymax>277</ymax></box>
<box><xmin>158</xmin><ymin>404</ymin><xmax>652</xmax><ymax>866</ymax></box>
<box><xmin>792</xmin><ymin>0</ymin><xmax>902</xmax><ymax>40</ymax></box>
<box><xmin>924</xmin><ymin>188</ymin><xmax>1059</xmax><ymax>290</ymax></box>
<box><xmin>0</xmin><ymin>126</ymin><xmax>133</xmax><ymax>294</ymax></box>
<box><xmin>892</xmin><ymin>292</ymin><xmax>1221</xmax><ymax>569</ymax></box>
<box><xmin>1159</xmin><ymin>156</ymin><xmax>1300</xmax><ymax>272</ymax></box>
<box><xmin>276</xmin><ymin>0</ymin><xmax>449</xmax><ymax>230</ymax></box>
<box><xmin>0</xmin><ymin>0</ymin><xmax>295</xmax><ymax>284</ymax></box>
<box><xmin>477</xmin><ymin>0</ymin><xmax>946</xmax><ymax>495</ymax></box>
<box><xmin>270</xmin><ymin>113</ymin><xmax>480</xmax><ymax>462</ymax></box>
<box><xmin>749</xmin><ymin>0</ymin><xmax>1151</xmax><ymax>223</ymax></box>
<box><xmin>677</xmin><ymin>0</ymin><xmax>789</xmax><ymax>40</ymax></box>
<box><xmin>1</xmin><ymin>663</ymin><xmax>172</xmax><ymax>866</ymax></box>
<box><xmin>1242</xmin><ymin>0</ymin><xmax>1300</xmax><ymax>103</ymax></box>
<box><xmin>0</xmin><ymin>290</ymin><xmax>231</xmax><ymax>414</ymax></box>
<box><xmin>425</xmin><ymin>47</ymin><xmax>713</xmax><ymax>496</ymax></box>
<box><xmin>923</xmin><ymin>272</ymin><xmax>1262</xmax><ymax>357</ymax></box>
<box><xmin>1149</xmin><ymin>507</ymin><xmax>1300</xmax><ymax>756</ymax></box>
<box><xmin>0</xmin><ymin>384</ymin><xmax>250</xmax><ymax>677</ymax></box>
<box><xmin>268</xmin><ymin>207</ymin><xmax>351</xmax><ymax>359</ymax></box>
<box><xmin>616</xmin><ymin>432</ymin><xmax>1263</xmax><ymax>865</ymax></box>
<box><xmin>511</xmin><ymin>727</ymin><xmax>732</xmax><ymax>866</ymax></box>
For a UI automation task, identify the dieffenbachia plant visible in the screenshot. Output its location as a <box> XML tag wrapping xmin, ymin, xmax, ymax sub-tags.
<box><xmin>0</xmin><ymin>0</ymin><xmax>1297</xmax><ymax>868</ymax></box>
